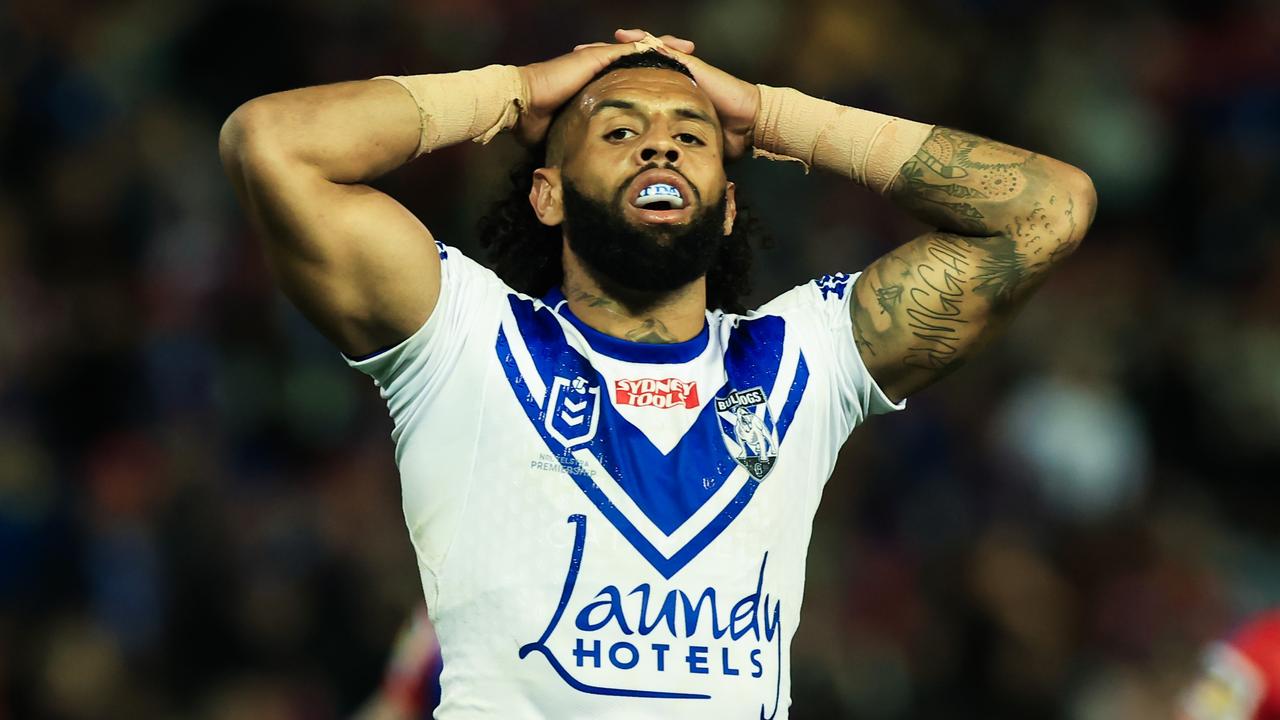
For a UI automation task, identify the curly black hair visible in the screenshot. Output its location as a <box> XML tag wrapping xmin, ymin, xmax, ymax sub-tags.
<box><xmin>476</xmin><ymin>50</ymin><xmax>770</xmax><ymax>315</ymax></box>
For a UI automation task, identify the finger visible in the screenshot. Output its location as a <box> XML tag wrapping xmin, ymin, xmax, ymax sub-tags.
<box><xmin>581</xmin><ymin>41</ymin><xmax>660</xmax><ymax>70</ymax></box>
<box><xmin>657</xmin><ymin>45</ymin><xmax>706</xmax><ymax>69</ymax></box>
<box><xmin>614</xmin><ymin>28</ymin><xmax>675</xmax><ymax>48</ymax></box>
<box><xmin>616</xmin><ymin>28</ymin><xmax>682</xmax><ymax>50</ymax></box>
<box><xmin>613</xmin><ymin>28</ymin><xmax>696</xmax><ymax>55</ymax></box>
<box><xmin>658</xmin><ymin>35</ymin><xmax>696</xmax><ymax>54</ymax></box>
<box><xmin>654</xmin><ymin>45</ymin><xmax>720</xmax><ymax>82</ymax></box>
<box><xmin>653</xmin><ymin>44</ymin><xmax>692</xmax><ymax>64</ymax></box>
<box><xmin>573</xmin><ymin>42</ymin><xmax>608</xmax><ymax>51</ymax></box>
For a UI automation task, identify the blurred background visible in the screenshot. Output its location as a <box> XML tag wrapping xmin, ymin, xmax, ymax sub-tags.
<box><xmin>2</xmin><ymin>0</ymin><xmax>1278</xmax><ymax>717</ymax></box>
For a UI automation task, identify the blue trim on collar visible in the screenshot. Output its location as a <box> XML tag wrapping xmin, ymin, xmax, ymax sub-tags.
<box><xmin>541</xmin><ymin>288</ymin><xmax>709</xmax><ymax>365</ymax></box>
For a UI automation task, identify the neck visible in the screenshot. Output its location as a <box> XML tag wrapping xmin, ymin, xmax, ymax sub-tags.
<box><xmin>560</xmin><ymin>252</ymin><xmax>707</xmax><ymax>344</ymax></box>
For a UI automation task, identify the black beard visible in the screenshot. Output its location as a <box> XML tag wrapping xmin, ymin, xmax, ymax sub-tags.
<box><xmin>561</xmin><ymin>172</ymin><xmax>726</xmax><ymax>309</ymax></box>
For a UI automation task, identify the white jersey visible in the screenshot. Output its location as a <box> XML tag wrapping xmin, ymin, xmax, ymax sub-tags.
<box><xmin>345</xmin><ymin>243</ymin><xmax>903</xmax><ymax>719</ymax></box>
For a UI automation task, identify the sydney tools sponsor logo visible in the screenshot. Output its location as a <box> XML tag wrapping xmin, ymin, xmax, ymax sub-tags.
<box><xmin>614</xmin><ymin>378</ymin><xmax>700</xmax><ymax>409</ymax></box>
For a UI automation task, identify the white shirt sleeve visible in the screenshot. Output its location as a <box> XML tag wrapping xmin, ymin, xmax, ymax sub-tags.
<box><xmin>342</xmin><ymin>243</ymin><xmax>504</xmax><ymax>442</ymax></box>
<box><xmin>341</xmin><ymin>242</ymin><xmax>507</xmax><ymax>605</ymax></box>
<box><xmin>756</xmin><ymin>271</ymin><xmax>905</xmax><ymax>439</ymax></box>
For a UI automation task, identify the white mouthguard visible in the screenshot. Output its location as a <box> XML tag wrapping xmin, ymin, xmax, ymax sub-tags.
<box><xmin>634</xmin><ymin>183</ymin><xmax>685</xmax><ymax>209</ymax></box>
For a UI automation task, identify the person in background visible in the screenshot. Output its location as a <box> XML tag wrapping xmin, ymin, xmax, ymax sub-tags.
<box><xmin>1182</xmin><ymin>609</ymin><xmax>1280</xmax><ymax>720</ymax></box>
<box><xmin>354</xmin><ymin>607</ymin><xmax>441</xmax><ymax>720</ymax></box>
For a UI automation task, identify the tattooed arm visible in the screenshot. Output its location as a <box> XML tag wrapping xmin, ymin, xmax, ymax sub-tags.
<box><xmin>599</xmin><ymin>37</ymin><xmax>1096</xmax><ymax>399</ymax></box>
<box><xmin>851</xmin><ymin>128</ymin><xmax>1096</xmax><ymax>401</ymax></box>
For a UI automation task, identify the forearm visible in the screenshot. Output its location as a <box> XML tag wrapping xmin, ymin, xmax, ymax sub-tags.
<box><xmin>887</xmin><ymin>126</ymin><xmax>1094</xmax><ymax>244</ymax></box>
<box><xmin>751</xmin><ymin>85</ymin><xmax>934</xmax><ymax>194</ymax></box>
<box><xmin>220</xmin><ymin>65</ymin><xmax>525</xmax><ymax>184</ymax></box>
<box><xmin>752</xmin><ymin>86</ymin><xmax>1095</xmax><ymax>289</ymax></box>
<box><xmin>884</xmin><ymin>126</ymin><xmax>1096</xmax><ymax>304</ymax></box>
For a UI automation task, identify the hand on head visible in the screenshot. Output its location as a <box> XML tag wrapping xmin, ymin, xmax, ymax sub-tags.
<box><xmin>517</xmin><ymin>29</ymin><xmax>760</xmax><ymax>159</ymax></box>
<box><xmin>575</xmin><ymin>30</ymin><xmax>696</xmax><ymax>54</ymax></box>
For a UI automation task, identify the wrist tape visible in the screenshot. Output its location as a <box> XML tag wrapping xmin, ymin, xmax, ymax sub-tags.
<box><xmin>373</xmin><ymin>64</ymin><xmax>528</xmax><ymax>159</ymax></box>
<box><xmin>752</xmin><ymin>84</ymin><xmax>934</xmax><ymax>194</ymax></box>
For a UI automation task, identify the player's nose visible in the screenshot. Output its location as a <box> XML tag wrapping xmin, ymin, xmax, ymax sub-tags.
<box><xmin>636</xmin><ymin>135</ymin><xmax>680</xmax><ymax>166</ymax></box>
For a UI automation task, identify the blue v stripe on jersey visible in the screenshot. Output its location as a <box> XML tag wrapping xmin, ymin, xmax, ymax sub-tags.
<box><xmin>497</xmin><ymin>295</ymin><xmax>809</xmax><ymax>578</ymax></box>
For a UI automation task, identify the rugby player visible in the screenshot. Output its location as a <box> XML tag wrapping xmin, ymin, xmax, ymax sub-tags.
<box><xmin>219</xmin><ymin>29</ymin><xmax>1095</xmax><ymax>718</ymax></box>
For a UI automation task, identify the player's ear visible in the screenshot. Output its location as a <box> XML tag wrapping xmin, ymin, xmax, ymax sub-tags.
<box><xmin>529</xmin><ymin>167</ymin><xmax>564</xmax><ymax>227</ymax></box>
<box><xmin>722</xmin><ymin>181</ymin><xmax>737</xmax><ymax>236</ymax></box>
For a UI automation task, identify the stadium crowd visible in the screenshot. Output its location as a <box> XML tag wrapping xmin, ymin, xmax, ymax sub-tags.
<box><xmin>1</xmin><ymin>0</ymin><xmax>1277</xmax><ymax>717</ymax></box>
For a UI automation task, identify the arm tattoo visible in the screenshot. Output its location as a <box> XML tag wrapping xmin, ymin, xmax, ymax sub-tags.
<box><xmin>853</xmin><ymin>126</ymin><xmax>1093</xmax><ymax>397</ymax></box>
<box><xmin>874</xmin><ymin>283</ymin><xmax>903</xmax><ymax>313</ymax></box>
<box><xmin>888</xmin><ymin>127</ymin><xmax>1085</xmax><ymax>307</ymax></box>
<box><xmin>970</xmin><ymin>233</ymin><xmax>1024</xmax><ymax>304</ymax></box>
<box><xmin>893</xmin><ymin>127</ymin><xmax>1036</xmax><ymax>237</ymax></box>
<box><xmin>900</xmin><ymin>236</ymin><xmax>972</xmax><ymax>370</ymax></box>
<box><xmin>852</xmin><ymin>305</ymin><xmax>877</xmax><ymax>357</ymax></box>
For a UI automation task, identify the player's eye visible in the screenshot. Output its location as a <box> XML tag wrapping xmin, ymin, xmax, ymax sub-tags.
<box><xmin>677</xmin><ymin>133</ymin><xmax>704</xmax><ymax>146</ymax></box>
<box><xmin>606</xmin><ymin>128</ymin><xmax>636</xmax><ymax>141</ymax></box>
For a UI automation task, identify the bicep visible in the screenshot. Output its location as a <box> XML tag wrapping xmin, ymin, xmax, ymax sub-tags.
<box><xmin>229</xmin><ymin>152</ymin><xmax>441</xmax><ymax>357</ymax></box>
<box><xmin>850</xmin><ymin>230</ymin><xmax>1032</xmax><ymax>402</ymax></box>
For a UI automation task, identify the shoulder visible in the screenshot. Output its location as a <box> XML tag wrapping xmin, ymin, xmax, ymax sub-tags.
<box><xmin>738</xmin><ymin>272</ymin><xmax>860</xmax><ymax>323</ymax></box>
<box><xmin>436</xmin><ymin>241</ymin><xmax>507</xmax><ymax>289</ymax></box>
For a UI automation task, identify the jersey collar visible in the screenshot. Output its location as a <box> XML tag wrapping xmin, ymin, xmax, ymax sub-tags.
<box><xmin>541</xmin><ymin>288</ymin><xmax>709</xmax><ymax>364</ymax></box>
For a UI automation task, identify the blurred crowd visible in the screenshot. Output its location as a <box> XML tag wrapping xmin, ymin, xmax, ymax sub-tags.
<box><xmin>1</xmin><ymin>0</ymin><xmax>1278</xmax><ymax>718</ymax></box>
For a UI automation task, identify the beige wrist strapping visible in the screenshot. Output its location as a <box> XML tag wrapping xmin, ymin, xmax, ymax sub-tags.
<box><xmin>752</xmin><ymin>84</ymin><xmax>935</xmax><ymax>194</ymax></box>
<box><xmin>373</xmin><ymin>64</ymin><xmax>528</xmax><ymax>159</ymax></box>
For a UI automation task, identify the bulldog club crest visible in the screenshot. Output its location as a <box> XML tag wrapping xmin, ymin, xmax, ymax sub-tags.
<box><xmin>714</xmin><ymin>386</ymin><xmax>779</xmax><ymax>480</ymax></box>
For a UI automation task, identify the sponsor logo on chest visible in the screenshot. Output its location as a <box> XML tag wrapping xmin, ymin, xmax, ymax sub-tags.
<box><xmin>519</xmin><ymin>515</ymin><xmax>785</xmax><ymax>716</ymax></box>
<box><xmin>614</xmin><ymin>378</ymin><xmax>700</xmax><ymax>410</ymax></box>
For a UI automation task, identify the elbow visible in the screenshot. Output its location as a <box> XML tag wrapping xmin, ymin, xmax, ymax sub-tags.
<box><xmin>1063</xmin><ymin>166</ymin><xmax>1097</xmax><ymax>245</ymax></box>
<box><xmin>218</xmin><ymin>99</ymin><xmax>291</xmax><ymax>177</ymax></box>
<box><xmin>1023</xmin><ymin>164</ymin><xmax>1096</xmax><ymax>265</ymax></box>
<box><xmin>217</xmin><ymin>105</ymin><xmax>249</xmax><ymax>175</ymax></box>
<box><xmin>218</xmin><ymin>101</ymin><xmax>262</xmax><ymax>176</ymax></box>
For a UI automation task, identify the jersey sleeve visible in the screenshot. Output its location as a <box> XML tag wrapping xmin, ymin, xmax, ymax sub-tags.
<box><xmin>756</xmin><ymin>271</ymin><xmax>905</xmax><ymax>439</ymax></box>
<box><xmin>342</xmin><ymin>242</ymin><xmax>503</xmax><ymax>437</ymax></box>
<box><xmin>342</xmin><ymin>242</ymin><xmax>507</xmax><ymax>605</ymax></box>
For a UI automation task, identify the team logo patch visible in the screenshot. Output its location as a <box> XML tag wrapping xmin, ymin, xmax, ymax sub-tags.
<box><xmin>715</xmin><ymin>386</ymin><xmax>779</xmax><ymax>481</ymax></box>
<box><xmin>614</xmin><ymin>378</ymin><xmax>700</xmax><ymax>409</ymax></box>
<box><xmin>546</xmin><ymin>375</ymin><xmax>600</xmax><ymax>448</ymax></box>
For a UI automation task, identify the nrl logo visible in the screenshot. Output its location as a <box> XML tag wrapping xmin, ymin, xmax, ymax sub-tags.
<box><xmin>714</xmin><ymin>386</ymin><xmax>779</xmax><ymax>481</ymax></box>
<box><xmin>546</xmin><ymin>375</ymin><xmax>600</xmax><ymax>448</ymax></box>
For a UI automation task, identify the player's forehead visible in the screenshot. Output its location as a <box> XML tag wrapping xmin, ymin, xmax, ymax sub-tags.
<box><xmin>576</xmin><ymin>68</ymin><xmax>715</xmax><ymax>120</ymax></box>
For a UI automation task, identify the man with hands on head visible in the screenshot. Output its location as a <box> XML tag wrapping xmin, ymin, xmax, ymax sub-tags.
<box><xmin>220</xmin><ymin>28</ymin><xmax>1094</xmax><ymax>719</ymax></box>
